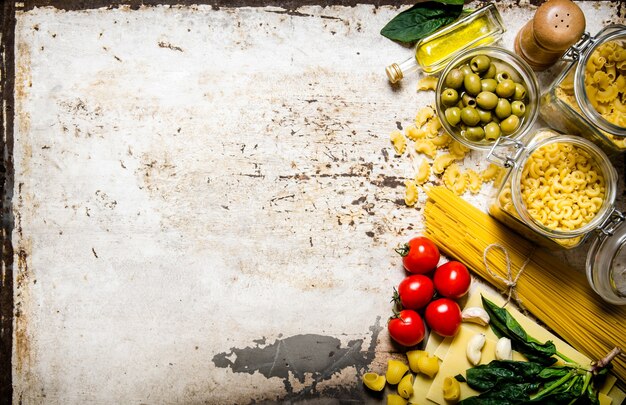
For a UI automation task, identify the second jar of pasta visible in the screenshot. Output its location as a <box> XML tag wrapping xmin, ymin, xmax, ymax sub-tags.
<box><xmin>488</xmin><ymin>128</ymin><xmax>626</xmax><ymax>304</ymax></box>
<box><xmin>540</xmin><ymin>24</ymin><xmax>626</xmax><ymax>154</ymax></box>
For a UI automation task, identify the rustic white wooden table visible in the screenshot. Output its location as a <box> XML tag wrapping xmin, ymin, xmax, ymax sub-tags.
<box><xmin>4</xmin><ymin>0</ymin><xmax>625</xmax><ymax>403</ymax></box>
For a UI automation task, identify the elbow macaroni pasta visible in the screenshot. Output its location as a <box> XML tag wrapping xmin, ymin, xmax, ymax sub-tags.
<box><xmin>519</xmin><ymin>141</ymin><xmax>606</xmax><ymax>232</ymax></box>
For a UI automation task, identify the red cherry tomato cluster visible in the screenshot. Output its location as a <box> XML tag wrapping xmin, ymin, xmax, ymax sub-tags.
<box><xmin>388</xmin><ymin>236</ymin><xmax>472</xmax><ymax>347</ymax></box>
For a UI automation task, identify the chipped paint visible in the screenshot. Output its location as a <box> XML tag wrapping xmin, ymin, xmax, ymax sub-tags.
<box><xmin>6</xmin><ymin>1</ymin><xmax>625</xmax><ymax>404</ymax></box>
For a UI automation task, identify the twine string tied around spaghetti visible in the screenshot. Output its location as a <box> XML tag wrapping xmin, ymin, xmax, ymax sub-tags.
<box><xmin>482</xmin><ymin>243</ymin><xmax>534</xmax><ymax>307</ymax></box>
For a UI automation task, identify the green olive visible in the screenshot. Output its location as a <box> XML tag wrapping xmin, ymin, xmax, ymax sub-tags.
<box><xmin>444</xmin><ymin>107</ymin><xmax>462</xmax><ymax>126</ymax></box>
<box><xmin>464</xmin><ymin>73</ymin><xmax>482</xmax><ymax>96</ymax></box>
<box><xmin>441</xmin><ymin>88</ymin><xmax>459</xmax><ymax>107</ymax></box>
<box><xmin>511</xmin><ymin>100</ymin><xmax>526</xmax><ymax>117</ymax></box>
<box><xmin>496</xmin><ymin>79</ymin><xmax>516</xmax><ymax>98</ymax></box>
<box><xmin>482</xmin><ymin>63</ymin><xmax>497</xmax><ymax>79</ymax></box>
<box><xmin>491</xmin><ymin>115</ymin><xmax>501</xmax><ymax>124</ymax></box>
<box><xmin>464</xmin><ymin>126</ymin><xmax>485</xmax><ymax>141</ymax></box>
<box><xmin>481</xmin><ymin>78</ymin><xmax>497</xmax><ymax>93</ymax></box>
<box><xmin>460</xmin><ymin>107</ymin><xmax>480</xmax><ymax>126</ymax></box>
<box><xmin>459</xmin><ymin>64</ymin><xmax>473</xmax><ymax>76</ymax></box>
<box><xmin>456</xmin><ymin>100</ymin><xmax>465</xmax><ymax>109</ymax></box>
<box><xmin>500</xmin><ymin>115</ymin><xmax>520</xmax><ymax>134</ymax></box>
<box><xmin>477</xmin><ymin>108</ymin><xmax>492</xmax><ymax>124</ymax></box>
<box><xmin>462</xmin><ymin>93</ymin><xmax>477</xmax><ymax>108</ymax></box>
<box><xmin>495</xmin><ymin>98</ymin><xmax>512</xmax><ymax>119</ymax></box>
<box><xmin>470</xmin><ymin>55</ymin><xmax>491</xmax><ymax>74</ymax></box>
<box><xmin>444</xmin><ymin>69</ymin><xmax>465</xmax><ymax>90</ymax></box>
<box><xmin>514</xmin><ymin>83</ymin><xmax>527</xmax><ymax>100</ymax></box>
<box><xmin>484</xmin><ymin>121</ymin><xmax>501</xmax><ymax>141</ymax></box>
<box><xmin>496</xmin><ymin>71</ymin><xmax>511</xmax><ymax>83</ymax></box>
<box><xmin>476</xmin><ymin>91</ymin><xmax>498</xmax><ymax>110</ymax></box>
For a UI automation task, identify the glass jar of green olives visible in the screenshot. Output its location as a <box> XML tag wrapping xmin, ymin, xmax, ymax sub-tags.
<box><xmin>435</xmin><ymin>47</ymin><xmax>539</xmax><ymax>151</ymax></box>
<box><xmin>487</xmin><ymin>128</ymin><xmax>625</xmax><ymax>304</ymax></box>
<box><xmin>540</xmin><ymin>25</ymin><xmax>626</xmax><ymax>155</ymax></box>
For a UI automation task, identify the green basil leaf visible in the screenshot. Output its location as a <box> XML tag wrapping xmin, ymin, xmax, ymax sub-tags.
<box><xmin>380</xmin><ymin>2</ymin><xmax>464</xmax><ymax>44</ymax></box>
<box><xmin>459</xmin><ymin>382</ymin><xmax>541</xmax><ymax>404</ymax></box>
<box><xmin>481</xmin><ymin>296</ymin><xmax>557</xmax><ymax>364</ymax></box>
<box><xmin>537</xmin><ymin>367</ymin><xmax>570</xmax><ymax>381</ymax></box>
<box><xmin>455</xmin><ymin>374</ymin><xmax>467</xmax><ymax>382</ymax></box>
<box><xmin>464</xmin><ymin>360</ymin><xmax>545</xmax><ymax>391</ymax></box>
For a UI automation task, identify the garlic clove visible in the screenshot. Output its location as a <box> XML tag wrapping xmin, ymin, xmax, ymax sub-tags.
<box><xmin>495</xmin><ymin>337</ymin><xmax>513</xmax><ymax>360</ymax></box>
<box><xmin>466</xmin><ymin>333</ymin><xmax>486</xmax><ymax>365</ymax></box>
<box><xmin>461</xmin><ymin>307</ymin><xmax>490</xmax><ymax>326</ymax></box>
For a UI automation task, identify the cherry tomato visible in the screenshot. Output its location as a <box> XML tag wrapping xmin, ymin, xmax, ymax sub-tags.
<box><xmin>425</xmin><ymin>298</ymin><xmax>462</xmax><ymax>337</ymax></box>
<box><xmin>388</xmin><ymin>309</ymin><xmax>426</xmax><ymax>347</ymax></box>
<box><xmin>395</xmin><ymin>275</ymin><xmax>435</xmax><ymax>310</ymax></box>
<box><xmin>395</xmin><ymin>236</ymin><xmax>440</xmax><ymax>274</ymax></box>
<box><xmin>433</xmin><ymin>261</ymin><xmax>471</xmax><ymax>299</ymax></box>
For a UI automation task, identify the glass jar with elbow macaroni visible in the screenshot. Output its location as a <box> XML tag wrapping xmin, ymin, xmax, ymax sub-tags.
<box><xmin>540</xmin><ymin>25</ymin><xmax>626</xmax><ymax>154</ymax></box>
<box><xmin>488</xmin><ymin>129</ymin><xmax>626</xmax><ymax>305</ymax></box>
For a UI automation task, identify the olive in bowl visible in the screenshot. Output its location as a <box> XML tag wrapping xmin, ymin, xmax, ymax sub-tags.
<box><xmin>435</xmin><ymin>47</ymin><xmax>539</xmax><ymax>150</ymax></box>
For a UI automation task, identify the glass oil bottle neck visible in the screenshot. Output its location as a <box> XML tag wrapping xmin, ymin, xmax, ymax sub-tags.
<box><xmin>385</xmin><ymin>57</ymin><xmax>419</xmax><ymax>84</ymax></box>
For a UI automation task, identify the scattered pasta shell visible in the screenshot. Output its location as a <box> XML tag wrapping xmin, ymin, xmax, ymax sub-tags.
<box><xmin>415</xmin><ymin>106</ymin><xmax>435</xmax><ymax>128</ymax></box>
<box><xmin>442</xmin><ymin>376</ymin><xmax>461</xmax><ymax>402</ymax></box>
<box><xmin>417</xmin><ymin>354</ymin><xmax>440</xmax><ymax>378</ymax></box>
<box><xmin>397</xmin><ymin>374</ymin><xmax>414</xmax><ymax>399</ymax></box>
<box><xmin>465</xmin><ymin>169</ymin><xmax>482</xmax><ymax>194</ymax></box>
<box><xmin>417</xmin><ymin>75</ymin><xmax>438</xmax><ymax>91</ymax></box>
<box><xmin>406</xmin><ymin>349</ymin><xmax>427</xmax><ymax>373</ymax></box>
<box><xmin>415</xmin><ymin>160</ymin><xmax>430</xmax><ymax>185</ymax></box>
<box><xmin>404</xmin><ymin>180</ymin><xmax>418</xmax><ymax>207</ymax></box>
<box><xmin>386</xmin><ymin>359</ymin><xmax>409</xmax><ymax>385</ymax></box>
<box><xmin>362</xmin><ymin>372</ymin><xmax>386</xmax><ymax>391</ymax></box>
<box><xmin>433</xmin><ymin>153</ymin><xmax>457</xmax><ymax>175</ymax></box>
<box><xmin>480</xmin><ymin>163</ymin><xmax>501</xmax><ymax>182</ymax></box>
<box><xmin>431</xmin><ymin>132</ymin><xmax>451</xmax><ymax>149</ymax></box>
<box><xmin>387</xmin><ymin>394</ymin><xmax>408</xmax><ymax>405</ymax></box>
<box><xmin>406</xmin><ymin>125</ymin><xmax>426</xmax><ymax>141</ymax></box>
<box><xmin>443</xmin><ymin>163</ymin><xmax>468</xmax><ymax>195</ymax></box>
<box><xmin>449</xmin><ymin>140</ymin><xmax>470</xmax><ymax>158</ymax></box>
<box><xmin>414</xmin><ymin>139</ymin><xmax>437</xmax><ymax>159</ymax></box>
<box><xmin>390</xmin><ymin>130</ymin><xmax>407</xmax><ymax>155</ymax></box>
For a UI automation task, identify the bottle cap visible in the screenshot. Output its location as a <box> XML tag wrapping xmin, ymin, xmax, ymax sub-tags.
<box><xmin>386</xmin><ymin>63</ymin><xmax>403</xmax><ymax>84</ymax></box>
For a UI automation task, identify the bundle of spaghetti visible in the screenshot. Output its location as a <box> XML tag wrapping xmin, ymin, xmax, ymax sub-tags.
<box><xmin>424</xmin><ymin>186</ymin><xmax>626</xmax><ymax>382</ymax></box>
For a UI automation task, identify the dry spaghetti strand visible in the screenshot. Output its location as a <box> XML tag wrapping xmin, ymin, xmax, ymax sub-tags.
<box><xmin>424</xmin><ymin>186</ymin><xmax>626</xmax><ymax>382</ymax></box>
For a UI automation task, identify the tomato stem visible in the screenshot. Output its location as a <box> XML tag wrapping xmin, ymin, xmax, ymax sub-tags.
<box><xmin>394</xmin><ymin>243</ymin><xmax>410</xmax><ymax>257</ymax></box>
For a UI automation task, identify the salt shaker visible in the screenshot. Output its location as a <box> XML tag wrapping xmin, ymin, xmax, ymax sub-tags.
<box><xmin>514</xmin><ymin>0</ymin><xmax>585</xmax><ymax>71</ymax></box>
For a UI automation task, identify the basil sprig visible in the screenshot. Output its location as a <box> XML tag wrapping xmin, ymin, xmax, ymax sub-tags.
<box><xmin>482</xmin><ymin>296</ymin><xmax>557</xmax><ymax>365</ymax></box>
<box><xmin>454</xmin><ymin>297</ymin><xmax>619</xmax><ymax>404</ymax></box>
<box><xmin>380</xmin><ymin>0</ymin><xmax>465</xmax><ymax>44</ymax></box>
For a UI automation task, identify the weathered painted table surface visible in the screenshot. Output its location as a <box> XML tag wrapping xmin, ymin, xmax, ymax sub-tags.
<box><xmin>4</xmin><ymin>0</ymin><xmax>625</xmax><ymax>403</ymax></box>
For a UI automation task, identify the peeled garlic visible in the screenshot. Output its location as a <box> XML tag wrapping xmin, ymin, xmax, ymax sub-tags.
<box><xmin>466</xmin><ymin>333</ymin><xmax>486</xmax><ymax>365</ymax></box>
<box><xmin>461</xmin><ymin>307</ymin><xmax>490</xmax><ymax>326</ymax></box>
<box><xmin>495</xmin><ymin>337</ymin><xmax>513</xmax><ymax>360</ymax></box>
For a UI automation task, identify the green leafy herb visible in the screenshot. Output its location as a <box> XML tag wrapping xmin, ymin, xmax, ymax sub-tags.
<box><xmin>481</xmin><ymin>296</ymin><xmax>557</xmax><ymax>365</ymax></box>
<box><xmin>458</xmin><ymin>299</ymin><xmax>622</xmax><ymax>404</ymax></box>
<box><xmin>380</xmin><ymin>1</ymin><xmax>464</xmax><ymax>44</ymax></box>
